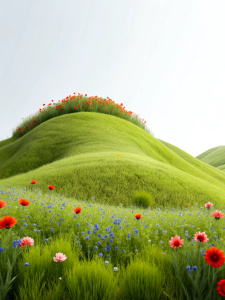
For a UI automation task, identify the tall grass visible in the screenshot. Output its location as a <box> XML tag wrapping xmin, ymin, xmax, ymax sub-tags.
<box><xmin>11</xmin><ymin>93</ymin><xmax>151</xmax><ymax>138</ymax></box>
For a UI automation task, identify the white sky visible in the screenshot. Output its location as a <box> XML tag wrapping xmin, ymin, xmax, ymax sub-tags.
<box><xmin>0</xmin><ymin>0</ymin><xmax>225</xmax><ymax>157</ymax></box>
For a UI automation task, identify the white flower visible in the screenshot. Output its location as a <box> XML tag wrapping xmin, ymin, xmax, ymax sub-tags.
<box><xmin>148</xmin><ymin>240</ymin><xmax>151</xmax><ymax>242</ymax></box>
<box><xmin>114</xmin><ymin>267</ymin><xmax>118</xmax><ymax>271</ymax></box>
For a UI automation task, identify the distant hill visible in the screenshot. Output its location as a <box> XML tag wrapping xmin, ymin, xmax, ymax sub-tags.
<box><xmin>196</xmin><ymin>146</ymin><xmax>225</xmax><ymax>171</ymax></box>
<box><xmin>0</xmin><ymin>112</ymin><xmax>225</xmax><ymax>208</ymax></box>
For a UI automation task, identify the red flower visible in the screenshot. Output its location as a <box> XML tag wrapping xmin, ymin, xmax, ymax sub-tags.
<box><xmin>193</xmin><ymin>231</ymin><xmax>209</xmax><ymax>243</ymax></box>
<box><xmin>19</xmin><ymin>199</ymin><xmax>30</xmax><ymax>206</ymax></box>
<box><xmin>217</xmin><ymin>279</ymin><xmax>225</xmax><ymax>297</ymax></box>
<box><xmin>0</xmin><ymin>216</ymin><xmax>17</xmax><ymax>229</ymax></box>
<box><xmin>74</xmin><ymin>106</ymin><xmax>77</xmax><ymax>110</ymax></box>
<box><xmin>74</xmin><ymin>207</ymin><xmax>81</xmax><ymax>214</ymax></box>
<box><xmin>212</xmin><ymin>210</ymin><xmax>224</xmax><ymax>220</ymax></box>
<box><xmin>30</xmin><ymin>180</ymin><xmax>37</xmax><ymax>184</ymax></box>
<box><xmin>205</xmin><ymin>247</ymin><xmax>225</xmax><ymax>268</ymax></box>
<box><xmin>48</xmin><ymin>185</ymin><xmax>55</xmax><ymax>190</ymax></box>
<box><xmin>0</xmin><ymin>200</ymin><xmax>7</xmax><ymax>209</ymax></box>
<box><xmin>20</xmin><ymin>236</ymin><xmax>34</xmax><ymax>249</ymax></box>
<box><xmin>205</xmin><ymin>202</ymin><xmax>213</xmax><ymax>208</ymax></box>
<box><xmin>135</xmin><ymin>213</ymin><xmax>141</xmax><ymax>220</ymax></box>
<box><xmin>169</xmin><ymin>236</ymin><xmax>184</xmax><ymax>249</ymax></box>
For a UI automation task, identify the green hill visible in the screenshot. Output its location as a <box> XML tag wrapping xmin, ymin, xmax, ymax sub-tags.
<box><xmin>196</xmin><ymin>146</ymin><xmax>225</xmax><ymax>171</ymax></box>
<box><xmin>1</xmin><ymin>112</ymin><xmax>225</xmax><ymax>208</ymax></box>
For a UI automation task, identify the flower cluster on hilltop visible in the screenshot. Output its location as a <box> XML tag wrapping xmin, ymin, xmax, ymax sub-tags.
<box><xmin>13</xmin><ymin>92</ymin><xmax>149</xmax><ymax>138</ymax></box>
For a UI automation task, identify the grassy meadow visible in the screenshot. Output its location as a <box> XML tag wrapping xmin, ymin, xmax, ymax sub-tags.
<box><xmin>1</xmin><ymin>93</ymin><xmax>225</xmax><ymax>299</ymax></box>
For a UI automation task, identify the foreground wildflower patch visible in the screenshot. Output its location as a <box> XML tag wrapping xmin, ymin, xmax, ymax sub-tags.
<box><xmin>1</xmin><ymin>181</ymin><xmax>225</xmax><ymax>299</ymax></box>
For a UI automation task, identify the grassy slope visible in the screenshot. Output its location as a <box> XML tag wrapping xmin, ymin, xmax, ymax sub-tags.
<box><xmin>0</xmin><ymin>112</ymin><xmax>225</xmax><ymax>208</ymax></box>
<box><xmin>196</xmin><ymin>146</ymin><xmax>225</xmax><ymax>171</ymax></box>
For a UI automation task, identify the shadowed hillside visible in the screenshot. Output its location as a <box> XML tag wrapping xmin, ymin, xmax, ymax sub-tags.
<box><xmin>0</xmin><ymin>112</ymin><xmax>225</xmax><ymax>208</ymax></box>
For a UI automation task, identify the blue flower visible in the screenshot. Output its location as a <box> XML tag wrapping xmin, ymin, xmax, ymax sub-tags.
<box><xmin>186</xmin><ymin>266</ymin><xmax>190</xmax><ymax>270</ymax></box>
<box><xmin>87</xmin><ymin>230</ymin><xmax>91</xmax><ymax>234</ymax></box>
<box><xmin>0</xmin><ymin>247</ymin><xmax>4</xmax><ymax>252</ymax></box>
<box><xmin>77</xmin><ymin>223</ymin><xmax>80</xmax><ymax>227</ymax></box>
<box><xmin>128</xmin><ymin>233</ymin><xmax>130</xmax><ymax>238</ymax></box>
<box><xmin>51</xmin><ymin>228</ymin><xmax>54</xmax><ymax>231</ymax></box>
<box><xmin>94</xmin><ymin>246</ymin><xmax>98</xmax><ymax>250</ymax></box>
<box><xmin>98</xmin><ymin>241</ymin><xmax>101</xmax><ymax>245</ymax></box>
<box><xmin>193</xmin><ymin>266</ymin><xmax>197</xmax><ymax>271</ymax></box>
<box><xmin>122</xmin><ymin>249</ymin><xmax>125</xmax><ymax>253</ymax></box>
<box><xmin>105</xmin><ymin>261</ymin><xmax>109</xmax><ymax>265</ymax></box>
<box><xmin>25</xmin><ymin>262</ymin><xmax>29</xmax><ymax>266</ymax></box>
<box><xmin>99</xmin><ymin>253</ymin><xmax>103</xmax><ymax>258</ymax></box>
<box><xmin>188</xmin><ymin>269</ymin><xmax>192</xmax><ymax>273</ymax></box>
<box><xmin>105</xmin><ymin>234</ymin><xmax>109</xmax><ymax>238</ymax></box>
<box><xmin>135</xmin><ymin>229</ymin><xmax>139</xmax><ymax>234</ymax></box>
<box><xmin>115</xmin><ymin>247</ymin><xmax>119</xmax><ymax>250</ymax></box>
<box><xmin>85</xmin><ymin>236</ymin><xmax>90</xmax><ymax>241</ymax></box>
<box><xmin>45</xmin><ymin>238</ymin><xmax>48</xmax><ymax>242</ymax></box>
<box><xmin>33</xmin><ymin>224</ymin><xmax>36</xmax><ymax>227</ymax></box>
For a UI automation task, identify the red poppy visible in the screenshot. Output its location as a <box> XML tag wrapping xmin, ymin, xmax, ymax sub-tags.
<box><xmin>30</xmin><ymin>180</ymin><xmax>37</xmax><ymax>184</ymax></box>
<box><xmin>0</xmin><ymin>200</ymin><xmax>7</xmax><ymax>209</ymax></box>
<box><xmin>205</xmin><ymin>247</ymin><xmax>225</xmax><ymax>268</ymax></box>
<box><xmin>211</xmin><ymin>210</ymin><xmax>224</xmax><ymax>220</ymax></box>
<box><xmin>193</xmin><ymin>231</ymin><xmax>209</xmax><ymax>243</ymax></box>
<box><xmin>169</xmin><ymin>236</ymin><xmax>184</xmax><ymax>249</ymax></box>
<box><xmin>74</xmin><ymin>207</ymin><xmax>81</xmax><ymax>214</ymax></box>
<box><xmin>48</xmin><ymin>185</ymin><xmax>55</xmax><ymax>190</ymax></box>
<box><xmin>217</xmin><ymin>279</ymin><xmax>225</xmax><ymax>297</ymax></box>
<box><xmin>19</xmin><ymin>199</ymin><xmax>30</xmax><ymax>206</ymax></box>
<box><xmin>135</xmin><ymin>213</ymin><xmax>141</xmax><ymax>220</ymax></box>
<box><xmin>0</xmin><ymin>216</ymin><xmax>17</xmax><ymax>229</ymax></box>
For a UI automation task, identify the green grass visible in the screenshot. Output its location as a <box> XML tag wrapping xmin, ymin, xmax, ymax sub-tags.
<box><xmin>1</xmin><ymin>102</ymin><xmax>225</xmax><ymax>299</ymax></box>
<box><xmin>196</xmin><ymin>146</ymin><xmax>225</xmax><ymax>171</ymax></box>
<box><xmin>1</xmin><ymin>183</ymin><xmax>225</xmax><ymax>300</ymax></box>
<box><xmin>0</xmin><ymin>113</ymin><xmax>225</xmax><ymax>209</ymax></box>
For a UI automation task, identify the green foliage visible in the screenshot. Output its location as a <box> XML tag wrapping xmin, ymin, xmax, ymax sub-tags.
<box><xmin>132</xmin><ymin>191</ymin><xmax>155</xmax><ymax>208</ymax></box>
<box><xmin>66</xmin><ymin>258</ymin><xmax>118</xmax><ymax>300</ymax></box>
<box><xmin>119</xmin><ymin>260</ymin><xmax>164</xmax><ymax>300</ymax></box>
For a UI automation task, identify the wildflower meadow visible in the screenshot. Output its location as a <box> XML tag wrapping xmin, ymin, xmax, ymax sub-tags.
<box><xmin>1</xmin><ymin>182</ymin><xmax>225</xmax><ymax>299</ymax></box>
<box><xmin>1</xmin><ymin>93</ymin><xmax>225</xmax><ymax>299</ymax></box>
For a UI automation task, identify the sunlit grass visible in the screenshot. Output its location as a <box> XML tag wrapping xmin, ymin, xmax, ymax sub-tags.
<box><xmin>196</xmin><ymin>145</ymin><xmax>225</xmax><ymax>171</ymax></box>
<box><xmin>1</xmin><ymin>113</ymin><xmax>225</xmax><ymax>209</ymax></box>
